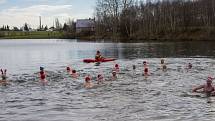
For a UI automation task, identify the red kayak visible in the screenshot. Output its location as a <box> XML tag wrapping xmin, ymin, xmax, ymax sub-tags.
<box><xmin>83</xmin><ymin>58</ymin><xmax>116</xmax><ymax>63</ymax></box>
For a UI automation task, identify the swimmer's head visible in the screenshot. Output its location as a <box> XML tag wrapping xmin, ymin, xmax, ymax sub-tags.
<box><xmin>207</xmin><ymin>76</ymin><xmax>213</xmax><ymax>81</ymax></box>
<box><xmin>112</xmin><ymin>71</ymin><xmax>117</xmax><ymax>76</ymax></box>
<box><xmin>97</xmin><ymin>51</ymin><xmax>100</xmax><ymax>54</ymax></box>
<box><xmin>163</xmin><ymin>65</ymin><xmax>167</xmax><ymax>70</ymax></box>
<box><xmin>97</xmin><ymin>74</ymin><xmax>103</xmax><ymax>80</ymax></box>
<box><xmin>115</xmin><ymin>64</ymin><xmax>119</xmax><ymax>68</ymax></box>
<box><xmin>188</xmin><ymin>63</ymin><xmax>192</xmax><ymax>68</ymax></box>
<box><xmin>161</xmin><ymin>59</ymin><xmax>165</xmax><ymax>64</ymax></box>
<box><xmin>143</xmin><ymin>61</ymin><xmax>147</xmax><ymax>65</ymax></box>
<box><xmin>133</xmin><ymin>65</ymin><xmax>136</xmax><ymax>70</ymax></box>
<box><xmin>97</xmin><ymin>74</ymin><xmax>102</xmax><ymax>78</ymax></box>
<box><xmin>72</xmin><ymin>70</ymin><xmax>76</xmax><ymax>74</ymax></box>
<box><xmin>85</xmin><ymin>76</ymin><xmax>91</xmax><ymax>82</ymax></box>
<box><xmin>206</xmin><ymin>76</ymin><xmax>213</xmax><ymax>85</ymax></box>
<box><xmin>66</xmin><ymin>67</ymin><xmax>71</xmax><ymax>71</ymax></box>
<box><xmin>1</xmin><ymin>75</ymin><xmax>6</xmax><ymax>80</ymax></box>
<box><xmin>40</xmin><ymin>67</ymin><xmax>44</xmax><ymax>71</ymax></box>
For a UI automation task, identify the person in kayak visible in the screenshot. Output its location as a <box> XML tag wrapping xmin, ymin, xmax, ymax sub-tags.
<box><xmin>97</xmin><ymin>74</ymin><xmax>104</xmax><ymax>84</ymax></box>
<box><xmin>0</xmin><ymin>69</ymin><xmax>8</xmax><ymax>86</ymax></box>
<box><xmin>192</xmin><ymin>77</ymin><xmax>215</xmax><ymax>96</ymax></box>
<box><xmin>39</xmin><ymin>67</ymin><xmax>47</xmax><ymax>83</ymax></box>
<box><xmin>95</xmin><ymin>51</ymin><xmax>104</xmax><ymax>61</ymax></box>
<box><xmin>84</xmin><ymin>75</ymin><xmax>93</xmax><ymax>88</ymax></box>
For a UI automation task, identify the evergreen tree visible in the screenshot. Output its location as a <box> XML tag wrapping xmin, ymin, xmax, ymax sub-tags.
<box><xmin>24</xmin><ymin>23</ymin><xmax>29</xmax><ymax>31</ymax></box>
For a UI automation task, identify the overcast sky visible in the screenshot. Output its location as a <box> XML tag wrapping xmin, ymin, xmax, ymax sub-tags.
<box><xmin>0</xmin><ymin>0</ymin><xmax>96</xmax><ymax>28</ymax></box>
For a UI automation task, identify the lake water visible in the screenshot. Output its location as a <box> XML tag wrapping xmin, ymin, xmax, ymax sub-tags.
<box><xmin>0</xmin><ymin>39</ymin><xmax>215</xmax><ymax>121</ymax></box>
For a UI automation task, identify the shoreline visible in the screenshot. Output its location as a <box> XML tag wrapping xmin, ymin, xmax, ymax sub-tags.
<box><xmin>1</xmin><ymin>31</ymin><xmax>215</xmax><ymax>42</ymax></box>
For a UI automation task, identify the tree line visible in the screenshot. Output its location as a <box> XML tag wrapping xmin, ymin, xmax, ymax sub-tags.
<box><xmin>95</xmin><ymin>0</ymin><xmax>215</xmax><ymax>40</ymax></box>
<box><xmin>0</xmin><ymin>18</ymin><xmax>76</xmax><ymax>33</ymax></box>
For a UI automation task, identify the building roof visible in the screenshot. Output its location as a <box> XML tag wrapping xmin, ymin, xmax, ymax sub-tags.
<box><xmin>76</xmin><ymin>19</ymin><xmax>95</xmax><ymax>28</ymax></box>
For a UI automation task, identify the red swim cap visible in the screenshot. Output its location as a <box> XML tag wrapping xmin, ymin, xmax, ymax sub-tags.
<box><xmin>115</xmin><ymin>64</ymin><xmax>119</xmax><ymax>68</ymax></box>
<box><xmin>144</xmin><ymin>68</ymin><xmax>148</xmax><ymax>73</ymax></box>
<box><xmin>85</xmin><ymin>76</ymin><xmax>91</xmax><ymax>82</ymax></box>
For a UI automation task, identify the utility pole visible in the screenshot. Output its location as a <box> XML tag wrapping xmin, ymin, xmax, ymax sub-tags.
<box><xmin>39</xmin><ymin>16</ymin><xmax>42</xmax><ymax>30</ymax></box>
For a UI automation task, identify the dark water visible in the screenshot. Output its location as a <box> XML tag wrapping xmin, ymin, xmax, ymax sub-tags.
<box><xmin>0</xmin><ymin>39</ymin><xmax>215</xmax><ymax>121</ymax></box>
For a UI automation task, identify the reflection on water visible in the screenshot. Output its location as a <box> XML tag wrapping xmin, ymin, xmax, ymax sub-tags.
<box><xmin>0</xmin><ymin>39</ymin><xmax>215</xmax><ymax>121</ymax></box>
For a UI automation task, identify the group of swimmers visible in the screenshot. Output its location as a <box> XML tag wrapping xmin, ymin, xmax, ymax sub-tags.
<box><xmin>38</xmin><ymin>63</ymin><xmax>119</xmax><ymax>88</ymax></box>
<box><xmin>67</xmin><ymin>63</ymin><xmax>119</xmax><ymax>88</ymax></box>
<box><xmin>1</xmin><ymin>50</ymin><xmax>215</xmax><ymax>96</ymax></box>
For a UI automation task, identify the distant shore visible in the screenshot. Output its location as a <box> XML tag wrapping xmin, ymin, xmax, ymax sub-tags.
<box><xmin>0</xmin><ymin>31</ymin><xmax>70</xmax><ymax>39</ymax></box>
<box><xmin>1</xmin><ymin>29</ymin><xmax>215</xmax><ymax>42</ymax></box>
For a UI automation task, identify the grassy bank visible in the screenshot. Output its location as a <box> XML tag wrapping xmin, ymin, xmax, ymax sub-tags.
<box><xmin>0</xmin><ymin>31</ymin><xmax>66</xmax><ymax>39</ymax></box>
<box><xmin>1</xmin><ymin>27</ymin><xmax>215</xmax><ymax>41</ymax></box>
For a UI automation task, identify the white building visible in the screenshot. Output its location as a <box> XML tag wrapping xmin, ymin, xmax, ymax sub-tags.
<box><xmin>76</xmin><ymin>18</ymin><xmax>95</xmax><ymax>33</ymax></box>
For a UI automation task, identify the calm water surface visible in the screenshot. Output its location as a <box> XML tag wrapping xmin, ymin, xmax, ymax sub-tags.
<box><xmin>0</xmin><ymin>39</ymin><xmax>215</xmax><ymax>121</ymax></box>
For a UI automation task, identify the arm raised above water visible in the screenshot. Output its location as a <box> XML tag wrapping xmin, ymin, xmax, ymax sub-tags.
<box><xmin>192</xmin><ymin>85</ymin><xmax>204</xmax><ymax>93</ymax></box>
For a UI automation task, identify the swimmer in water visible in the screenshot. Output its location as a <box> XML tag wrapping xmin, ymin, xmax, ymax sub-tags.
<box><xmin>192</xmin><ymin>77</ymin><xmax>215</xmax><ymax>96</ymax></box>
<box><xmin>143</xmin><ymin>61</ymin><xmax>147</xmax><ymax>67</ymax></box>
<box><xmin>97</xmin><ymin>74</ymin><xmax>104</xmax><ymax>84</ymax></box>
<box><xmin>161</xmin><ymin>59</ymin><xmax>167</xmax><ymax>71</ymax></box>
<box><xmin>71</xmin><ymin>70</ymin><xmax>79</xmax><ymax>78</ymax></box>
<box><xmin>161</xmin><ymin>59</ymin><xmax>165</xmax><ymax>65</ymax></box>
<box><xmin>84</xmin><ymin>75</ymin><xmax>93</xmax><ymax>88</ymax></box>
<box><xmin>39</xmin><ymin>67</ymin><xmax>48</xmax><ymax>84</ymax></box>
<box><xmin>185</xmin><ymin>63</ymin><xmax>192</xmax><ymax>72</ymax></box>
<box><xmin>132</xmin><ymin>65</ymin><xmax>136</xmax><ymax>75</ymax></box>
<box><xmin>133</xmin><ymin>65</ymin><xmax>136</xmax><ymax>70</ymax></box>
<box><xmin>143</xmin><ymin>66</ymin><xmax>149</xmax><ymax>78</ymax></box>
<box><xmin>162</xmin><ymin>64</ymin><xmax>167</xmax><ymax>72</ymax></box>
<box><xmin>143</xmin><ymin>61</ymin><xmax>149</xmax><ymax>77</ymax></box>
<box><xmin>188</xmin><ymin>63</ymin><xmax>192</xmax><ymax>69</ymax></box>
<box><xmin>0</xmin><ymin>69</ymin><xmax>8</xmax><ymax>86</ymax></box>
<box><xmin>112</xmin><ymin>71</ymin><xmax>117</xmax><ymax>80</ymax></box>
<box><xmin>66</xmin><ymin>66</ymin><xmax>71</xmax><ymax>73</ymax></box>
<box><xmin>113</xmin><ymin>64</ymin><xmax>120</xmax><ymax>73</ymax></box>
